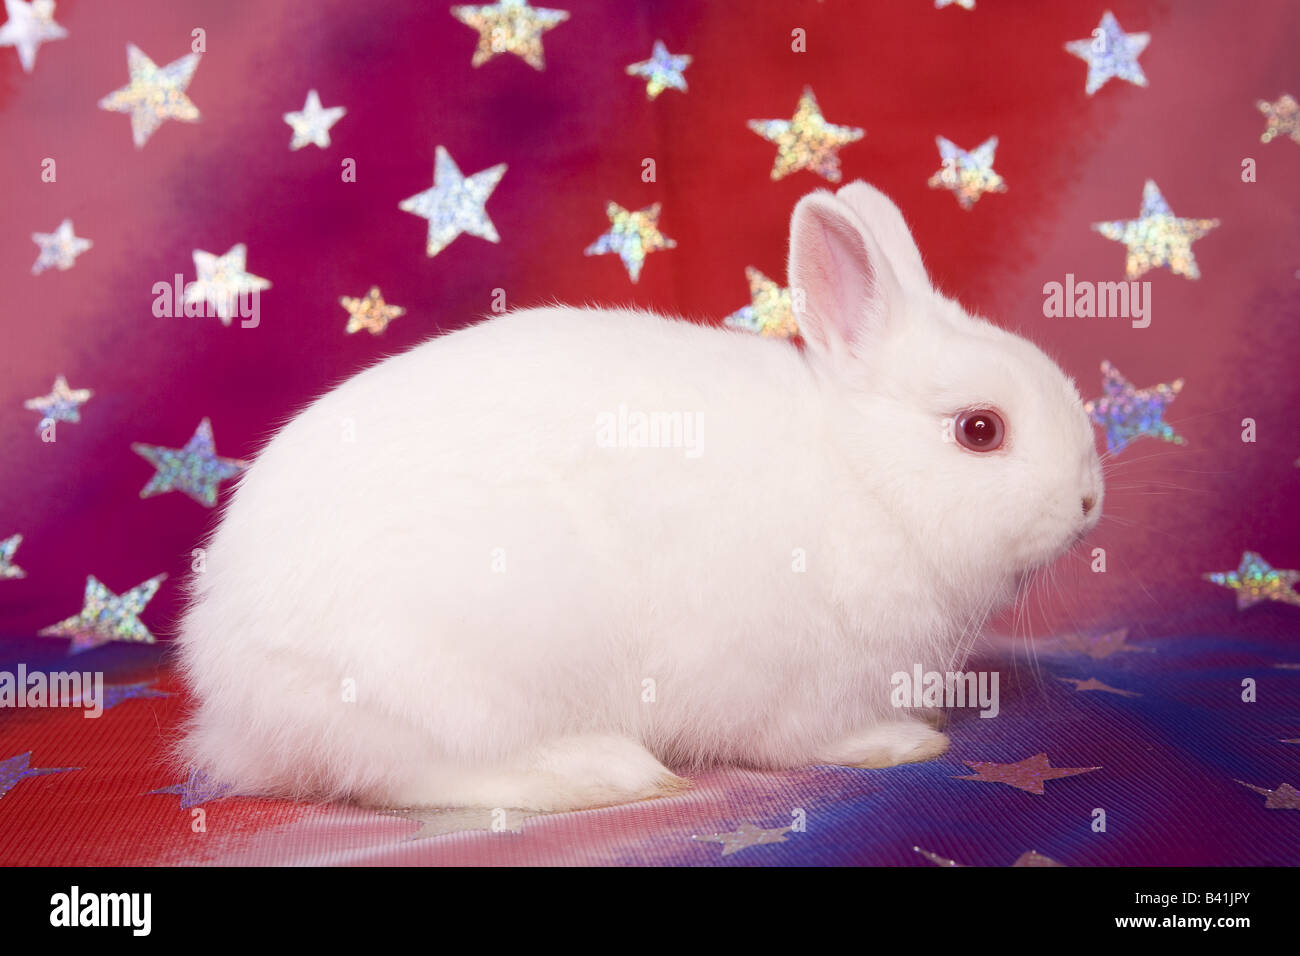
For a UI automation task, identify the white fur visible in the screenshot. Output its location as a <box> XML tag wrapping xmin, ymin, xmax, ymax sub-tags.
<box><xmin>176</xmin><ymin>182</ymin><xmax>1102</xmax><ymax>811</ymax></box>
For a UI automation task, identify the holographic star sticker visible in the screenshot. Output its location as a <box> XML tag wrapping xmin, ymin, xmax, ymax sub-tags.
<box><xmin>626</xmin><ymin>40</ymin><xmax>691</xmax><ymax>99</ymax></box>
<box><xmin>184</xmin><ymin>243</ymin><xmax>271</xmax><ymax>325</ymax></box>
<box><xmin>0</xmin><ymin>533</ymin><xmax>26</xmax><ymax>580</ymax></box>
<box><xmin>98</xmin><ymin>43</ymin><xmax>201</xmax><ymax>148</ymax></box>
<box><xmin>30</xmin><ymin>219</ymin><xmax>91</xmax><ymax>274</ymax></box>
<box><xmin>90</xmin><ymin>681</ymin><xmax>171</xmax><ymax>711</ymax></box>
<box><xmin>749</xmin><ymin>87</ymin><xmax>864</xmax><ymax>183</ymax></box>
<box><xmin>1093</xmin><ymin>180</ymin><xmax>1219</xmax><ymax>280</ymax></box>
<box><xmin>384</xmin><ymin>807</ymin><xmax>545</xmax><ymax>840</ymax></box>
<box><xmin>283</xmin><ymin>89</ymin><xmax>346</xmax><ymax>151</ymax></box>
<box><xmin>724</xmin><ymin>267</ymin><xmax>799</xmax><ymax>338</ymax></box>
<box><xmin>954</xmin><ymin>753</ymin><xmax>1101</xmax><ymax>795</ymax></box>
<box><xmin>1203</xmin><ymin>552</ymin><xmax>1300</xmax><ymax>610</ymax></box>
<box><xmin>1083</xmin><ymin>360</ymin><xmax>1184</xmax><ymax>454</ymax></box>
<box><xmin>584</xmin><ymin>201</ymin><xmax>676</xmax><ymax>283</ymax></box>
<box><xmin>451</xmin><ymin>0</ymin><xmax>569</xmax><ymax>71</ymax></box>
<box><xmin>1257</xmin><ymin>94</ymin><xmax>1300</xmax><ymax>145</ymax></box>
<box><xmin>23</xmin><ymin>375</ymin><xmax>92</xmax><ymax>424</ymax></box>
<box><xmin>1058</xmin><ymin>677</ymin><xmax>1141</xmax><ymax>697</ymax></box>
<box><xmin>0</xmin><ymin>752</ymin><xmax>76</xmax><ymax>800</ymax></box>
<box><xmin>400</xmin><ymin>146</ymin><xmax>507</xmax><ymax>258</ymax></box>
<box><xmin>340</xmin><ymin>286</ymin><xmax>406</xmax><ymax>335</ymax></box>
<box><xmin>1065</xmin><ymin>11</ymin><xmax>1150</xmax><ymax>96</ymax></box>
<box><xmin>39</xmin><ymin>573</ymin><xmax>167</xmax><ymax>654</ymax></box>
<box><xmin>927</xmin><ymin>136</ymin><xmax>1006</xmax><ymax>210</ymax></box>
<box><xmin>0</xmin><ymin>0</ymin><xmax>66</xmax><ymax>73</ymax></box>
<box><xmin>914</xmin><ymin>846</ymin><xmax>1064</xmax><ymax>867</ymax></box>
<box><xmin>692</xmin><ymin>822</ymin><xmax>792</xmax><ymax>857</ymax></box>
<box><xmin>132</xmin><ymin>418</ymin><xmax>248</xmax><ymax>508</ymax></box>
<box><xmin>913</xmin><ymin>846</ymin><xmax>964</xmax><ymax>866</ymax></box>
<box><xmin>1009</xmin><ymin>851</ymin><xmax>1065</xmax><ymax>866</ymax></box>
<box><xmin>149</xmin><ymin>768</ymin><xmax>234</xmax><ymax>809</ymax></box>
<box><xmin>1052</xmin><ymin>627</ymin><xmax>1152</xmax><ymax>660</ymax></box>
<box><xmin>1236</xmin><ymin>780</ymin><xmax>1300</xmax><ymax>810</ymax></box>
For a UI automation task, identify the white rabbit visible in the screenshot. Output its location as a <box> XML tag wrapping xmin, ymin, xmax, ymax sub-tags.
<box><xmin>176</xmin><ymin>182</ymin><xmax>1102</xmax><ymax>811</ymax></box>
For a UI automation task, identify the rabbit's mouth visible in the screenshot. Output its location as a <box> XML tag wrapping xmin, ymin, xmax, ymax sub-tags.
<box><xmin>1015</xmin><ymin>530</ymin><xmax>1088</xmax><ymax>578</ymax></box>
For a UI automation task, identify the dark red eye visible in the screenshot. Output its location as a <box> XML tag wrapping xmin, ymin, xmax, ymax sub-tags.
<box><xmin>954</xmin><ymin>409</ymin><xmax>1005</xmax><ymax>452</ymax></box>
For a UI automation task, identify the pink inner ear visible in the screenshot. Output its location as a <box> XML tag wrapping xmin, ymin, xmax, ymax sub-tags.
<box><xmin>798</xmin><ymin>207</ymin><xmax>878</xmax><ymax>353</ymax></box>
<box><xmin>821</xmin><ymin>218</ymin><xmax>876</xmax><ymax>350</ymax></box>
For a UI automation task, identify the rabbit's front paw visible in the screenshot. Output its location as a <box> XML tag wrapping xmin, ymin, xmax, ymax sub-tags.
<box><xmin>376</xmin><ymin>734</ymin><xmax>690</xmax><ymax>812</ymax></box>
<box><xmin>815</xmin><ymin>719</ymin><xmax>949</xmax><ymax>769</ymax></box>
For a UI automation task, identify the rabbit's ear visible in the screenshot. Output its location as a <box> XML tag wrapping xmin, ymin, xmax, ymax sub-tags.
<box><xmin>835</xmin><ymin>181</ymin><xmax>930</xmax><ymax>292</ymax></box>
<box><xmin>788</xmin><ymin>190</ymin><xmax>902</xmax><ymax>360</ymax></box>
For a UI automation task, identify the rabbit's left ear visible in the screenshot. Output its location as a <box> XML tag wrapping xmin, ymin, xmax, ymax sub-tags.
<box><xmin>788</xmin><ymin>190</ymin><xmax>902</xmax><ymax>361</ymax></box>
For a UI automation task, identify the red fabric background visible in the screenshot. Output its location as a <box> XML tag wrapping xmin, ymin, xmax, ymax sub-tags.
<box><xmin>1</xmin><ymin>0</ymin><xmax>1298</xmax><ymax>866</ymax></box>
<box><xmin>3</xmin><ymin>1</ymin><xmax>1298</xmax><ymax>646</ymax></box>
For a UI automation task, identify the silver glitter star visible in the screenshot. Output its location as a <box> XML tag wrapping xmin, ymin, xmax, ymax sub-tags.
<box><xmin>283</xmin><ymin>89</ymin><xmax>346</xmax><ymax>151</ymax></box>
<box><xmin>399</xmin><ymin>146</ymin><xmax>507</xmax><ymax>258</ymax></box>
<box><xmin>914</xmin><ymin>846</ymin><xmax>1064</xmax><ymax>866</ymax></box>
<box><xmin>450</xmin><ymin>0</ymin><xmax>570</xmax><ymax>71</ymax></box>
<box><xmin>0</xmin><ymin>0</ymin><xmax>66</xmax><ymax>73</ymax></box>
<box><xmin>23</xmin><ymin>374</ymin><xmax>92</xmax><ymax>424</ymax></box>
<box><xmin>1058</xmin><ymin>677</ymin><xmax>1141</xmax><ymax>697</ymax></box>
<box><xmin>692</xmin><ymin>821</ymin><xmax>791</xmax><ymax>857</ymax></box>
<box><xmin>30</xmin><ymin>219</ymin><xmax>91</xmax><ymax>274</ymax></box>
<box><xmin>1065</xmin><ymin>11</ymin><xmax>1150</xmax><ymax>96</ymax></box>
<box><xmin>1236</xmin><ymin>780</ymin><xmax>1300</xmax><ymax>810</ymax></box>
<box><xmin>82</xmin><ymin>681</ymin><xmax>171</xmax><ymax>711</ymax></box>
<box><xmin>0</xmin><ymin>533</ymin><xmax>26</xmax><ymax>580</ymax></box>
<box><xmin>98</xmin><ymin>43</ymin><xmax>201</xmax><ymax>148</ymax></box>
<box><xmin>1084</xmin><ymin>360</ymin><xmax>1185</xmax><ymax>454</ymax></box>
<box><xmin>149</xmin><ymin>768</ymin><xmax>234</xmax><ymax>809</ymax></box>
<box><xmin>927</xmin><ymin>136</ymin><xmax>1006</xmax><ymax>210</ymax></box>
<box><xmin>1093</xmin><ymin>180</ymin><xmax>1218</xmax><ymax>280</ymax></box>
<box><xmin>0</xmin><ymin>752</ymin><xmax>76</xmax><ymax>800</ymax></box>
<box><xmin>724</xmin><ymin>267</ymin><xmax>799</xmax><ymax>338</ymax></box>
<box><xmin>132</xmin><ymin>417</ymin><xmax>248</xmax><ymax>508</ymax></box>
<box><xmin>385</xmin><ymin>806</ymin><xmax>544</xmax><ymax>840</ymax></box>
<box><xmin>340</xmin><ymin>286</ymin><xmax>406</xmax><ymax>335</ymax></box>
<box><xmin>748</xmin><ymin>87</ymin><xmax>864</xmax><ymax>183</ymax></box>
<box><xmin>954</xmin><ymin>753</ymin><xmax>1101</xmax><ymax>795</ymax></box>
<box><xmin>914</xmin><ymin>845</ymin><xmax>963</xmax><ymax>866</ymax></box>
<box><xmin>1051</xmin><ymin>628</ymin><xmax>1152</xmax><ymax>660</ymax></box>
<box><xmin>583</xmin><ymin>201</ymin><xmax>676</xmax><ymax>283</ymax></box>
<box><xmin>1257</xmin><ymin>94</ymin><xmax>1300</xmax><ymax>145</ymax></box>
<box><xmin>626</xmin><ymin>40</ymin><xmax>691</xmax><ymax>99</ymax></box>
<box><xmin>184</xmin><ymin>243</ymin><xmax>271</xmax><ymax>325</ymax></box>
<box><xmin>1203</xmin><ymin>552</ymin><xmax>1300</xmax><ymax>610</ymax></box>
<box><xmin>39</xmin><ymin>573</ymin><xmax>167</xmax><ymax>654</ymax></box>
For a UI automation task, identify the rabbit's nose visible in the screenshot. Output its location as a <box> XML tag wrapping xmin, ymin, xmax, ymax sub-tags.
<box><xmin>1081</xmin><ymin>495</ymin><xmax>1097</xmax><ymax>517</ymax></box>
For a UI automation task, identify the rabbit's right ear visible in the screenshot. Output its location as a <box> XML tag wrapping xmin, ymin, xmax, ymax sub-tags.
<box><xmin>835</xmin><ymin>181</ymin><xmax>930</xmax><ymax>292</ymax></box>
<box><xmin>788</xmin><ymin>191</ymin><xmax>902</xmax><ymax>362</ymax></box>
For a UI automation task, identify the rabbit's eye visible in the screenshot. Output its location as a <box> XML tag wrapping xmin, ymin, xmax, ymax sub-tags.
<box><xmin>954</xmin><ymin>409</ymin><xmax>1004</xmax><ymax>452</ymax></box>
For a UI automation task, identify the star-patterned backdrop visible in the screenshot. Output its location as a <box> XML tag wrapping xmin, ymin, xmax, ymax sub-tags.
<box><xmin>1</xmin><ymin>0</ymin><xmax>1298</xmax><ymax>865</ymax></box>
